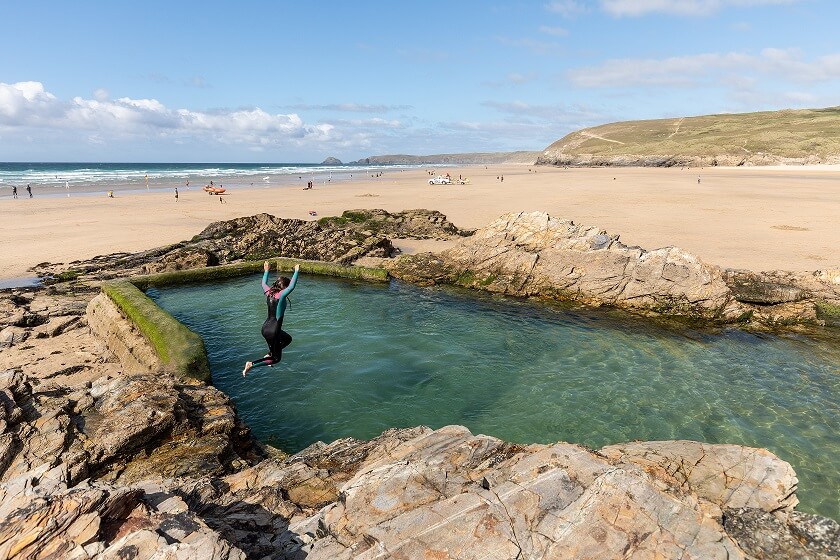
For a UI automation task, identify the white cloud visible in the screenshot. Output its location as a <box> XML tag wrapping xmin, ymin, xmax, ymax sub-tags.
<box><xmin>538</xmin><ymin>25</ymin><xmax>570</xmax><ymax>36</ymax></box>
<box><xmin>0</xmin><ymin>82</ymin><xmax>60</xmax><ymax>123</ymax></box>
<box><xmin>600</xmin><ymin>0</ymin><xmax>802</xmax><ymax>17</ymax></box>
<box><xmin>288</xmin><ymin>103</ymin><xmax>412</xmax><ymax>113</ymax></box>
<box><xmin>496</xmin><ymin>36</ymin><xmax>566</xmax><ymax>56</ymax></box>
<box><xmin>0</xmin><ymin>81</ymin><xmax>331</xmax><ymax>148</ymax></box>
<box><xmin>567</xmin><ymin>49</ymin><xmax>840</xmax><ymax>88</ymax></box>
<box><xmin>187</xmin><ymin>76</ymin><xmax>209</xmax><ymax>88</ymax></box>
<box><xmin>484</xmin><ymin>100</ymin><xmax>605</xmax><ymax>123</ymax></box>
<box><xmin>545</xmin><ymin>1</ymin><xmax>590</xmax><ymax>17</ymax></box>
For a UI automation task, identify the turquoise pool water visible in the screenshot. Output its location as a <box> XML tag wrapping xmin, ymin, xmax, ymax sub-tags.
<box><xmin>149</xmin><ymin>273</ymin><xmax>840</xmax><ymax>519</ymax></box>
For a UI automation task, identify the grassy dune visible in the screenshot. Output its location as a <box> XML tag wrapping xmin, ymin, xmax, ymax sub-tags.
<box><xmin>538</xmin><ymin>107</ymin><xmax>840</xmax><ymax>165</ymax></box>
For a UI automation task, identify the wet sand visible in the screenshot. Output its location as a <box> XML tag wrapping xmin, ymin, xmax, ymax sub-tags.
<box><xmin>1</xmin><ymin>164</ymin><xmax>839</xmax><ymax>279</ymax></box>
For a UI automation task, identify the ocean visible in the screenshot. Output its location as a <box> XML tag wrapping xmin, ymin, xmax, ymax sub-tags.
<box><xmin>0</xmin><ymin>162</ymin><xmax>421</xmax><ymax>197</ymax></box>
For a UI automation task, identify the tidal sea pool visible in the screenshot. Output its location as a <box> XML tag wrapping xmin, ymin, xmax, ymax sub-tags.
<box><xmin>149</xmin><ymin>273</ymin><xmax>840</xmax><ymax>519</ymax></box>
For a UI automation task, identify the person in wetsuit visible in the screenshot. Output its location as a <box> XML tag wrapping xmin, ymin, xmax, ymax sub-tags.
<box><xmin>243</xmin><ymin>261</ymin><xmax>300</xmax><ymax>377</ymax></box>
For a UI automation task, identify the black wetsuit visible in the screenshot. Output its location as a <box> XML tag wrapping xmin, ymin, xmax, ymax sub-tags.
<box><xmin>257</xmin><ymin>292</ymin><xmax>292</xmax><ymax>364</ymax></box>
<box><xmin>249</xmin><ymin>268</ymin><xmax>299</xmax><ymax>368</ymax></box>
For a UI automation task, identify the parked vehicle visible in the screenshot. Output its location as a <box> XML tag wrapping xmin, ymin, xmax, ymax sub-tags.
<box><xmin>428</xmin><ymin>175</ymin><xmax>451</xmax><ymax>185</ymax></box>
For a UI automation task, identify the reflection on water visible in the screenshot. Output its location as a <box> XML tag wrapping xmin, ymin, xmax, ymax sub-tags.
<box><xmin>150</xmin><ymin>274</ymin><xmax>840</xmax><ymax>519</ymax></box>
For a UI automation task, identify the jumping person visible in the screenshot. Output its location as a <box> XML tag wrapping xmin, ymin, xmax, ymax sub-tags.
<box><xmin>243</xmin><ymin>261</ymin><xmax>300</xmax><ymax>377</ymax></box>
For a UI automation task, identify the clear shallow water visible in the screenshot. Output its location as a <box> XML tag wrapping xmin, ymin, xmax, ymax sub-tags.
<box><xmin>149</xmin><ymin>274</ymin><xmax>840</xmax><ymax>519</ymax></box>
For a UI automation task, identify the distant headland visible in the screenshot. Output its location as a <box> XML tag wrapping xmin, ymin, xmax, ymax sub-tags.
<box><xmin>339</xmin><ymin>106</ymin><xmax>840</xmax><ymax>168</ymax></box>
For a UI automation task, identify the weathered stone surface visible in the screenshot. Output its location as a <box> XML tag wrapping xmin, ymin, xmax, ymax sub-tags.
<box><xmin>288</xmin><ymin>425</ymin><xmax>775</xmax><ymax>559</ymax></box>
<box><xmin>724</xmin><ymin>269</ymin><xmax>808</xmax><ymax>304</ymax></box>
<box><xmin>141</xmin><ymin>247</ymin><xmax>220</xmax><ymax>274</ymax></box>
<box><xmin>35</xmin><ymin>209</ymin><xmax>467</xmax><ymax>280</ymax></box>
<box><xmin>86</xmin><ymin>292</ymin><xmax>163</xmax><ymax>374</ymax></box>
<box><xmin>599</xmin><ymin>440</ymin><xmax>799</xmax><ymax>513</ymax></box>
<box><xmin>390</xmin><ymin>211</ymin><xmax>746</xmax><ymax>320</ymax></box>
<box><xmin>0</xmin><ymin>326</ymin><xmax>28</xmax><ymax>349</ymax></box>
<box><xmin>724</xmin><ymin>507</ymin><xmax>840</xmax><ymax>559</ymax></box>
<box><xmin>0</xmin><ymin>465</ymin><xmax>247</xmax><ymax>560</ymax></box>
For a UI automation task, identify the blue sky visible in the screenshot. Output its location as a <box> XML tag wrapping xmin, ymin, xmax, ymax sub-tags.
<box><xmin>1</xmin><ymin>0</ymin><xmax>837</xmax><ymax>162</ymax></box>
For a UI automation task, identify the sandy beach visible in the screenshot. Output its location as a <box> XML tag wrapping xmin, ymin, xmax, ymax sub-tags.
<box><xmin>1</xmin><ymin>164</ymin><xmax>838</xmax><ymax>280</ymax></box>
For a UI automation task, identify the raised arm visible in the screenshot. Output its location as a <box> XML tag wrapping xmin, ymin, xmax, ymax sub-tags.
<box><xmin>261</xmin><ymin>261</ymin><xmax>271</xmax><ymax>294</ymax></box>
<box><xmin>279</xmin><ymin>265</ymin><xmax>300</xmax><ymax>298</ymax></box>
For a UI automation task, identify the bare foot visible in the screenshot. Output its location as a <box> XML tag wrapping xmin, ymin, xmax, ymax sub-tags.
<box><xmin>242</xmin><ymin>361</ymin><xmax>253</xmax><ymax>377</ymax></box>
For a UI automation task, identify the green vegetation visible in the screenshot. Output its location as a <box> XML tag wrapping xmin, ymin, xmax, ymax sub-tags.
<box><xmin>815</xmin><ymin>301</ymin><xmax>840</xmax><ymax>327</ymax></box>
<box><xmin>132</xmin><ymin>261</ymin><xmax>267</xmax><ymax>289</ymax></box>
<box><xmin>42</xmin><ymin>269</ymin><xmax>81</xmax><ymax>285</ymax></box>
<box><xmin>272</xmin><ymin>258</ymin><xmax>389</xmax><ymax>282</ymax></box>
<box><xmin>317</xmin><ymin>210</ymin><xmax>380</xmax><ymax>230</ymax></box>
<box><xmin>101</xmin><ymin>281</ymin><xmax>210</xmax><ymax>382</ymax></box>
<box><xmin>543</xmin><ymin>107</ymin><xmax>840</xmax><ymax>160</ymax></box>
<box><xmin>133</xmin><ymin>259</ymin><xmax>388</xmax><ymax>290</ymax></box>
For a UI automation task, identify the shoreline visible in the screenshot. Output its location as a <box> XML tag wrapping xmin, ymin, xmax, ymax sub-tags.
<box><xmin>2</xmin><ymin>164</ymin><xmax>839</xmax><ymax>278</ymax></box>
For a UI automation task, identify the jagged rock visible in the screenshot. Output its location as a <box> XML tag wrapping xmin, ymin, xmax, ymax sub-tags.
<box><xmin>34</xmin><ymin>209</ymin><xmax>468</xmax><ymax>280</ymax></box>
<box><xmin>166</xmin><ymin>424</ymin><xmax>833</xmax><ymax>559</ymax></box>
<box><xmin>390</xmin><ymin>211</ymin><xmax>746</xmax><ymax>320</ymax></box>
<box><xmin>287</xmin><ymin>425</ymin><xmax>801</xmax><ymax>559</ymax></box>
<box><xmin>0</xmin><ymin>465</ymin><xmax>246</xmax><ymax>560</ymax></box>
<box><xmin>0</xmin><ymin>326</ymin><xmax>27</xmax><ymax>349</ymax></box>
<box><xmin>599</xmin><ymin>440</ymin><xmax>799</xmax><ymax>513</ymax></box>
<box><xmin>86</xmin><ymin>374</ymin><xmax>180</xmax><ymax>468</ymax></box>
<box><xmin>723</xmin><ymin>507</ymin><xmax>840</xmax><ymax>559</ymax></box>
<box><xmin>31</xmin><ymin>315</ymin><xmax>82</xmax><ymax>338</ymax></box>
<box><xmin>725</xmin><ymin>269</ymin><xmax>808</xmax><ymax>304</ymax></box>
<box><xmin>318</xmin><ymin>209</ymin><xmax>468</xmax><ymax>240</ymax></box>
<box><xmin>141</xmin><ymin>247</ymin><xmax>220</xmax><ymax>274</ymax></box>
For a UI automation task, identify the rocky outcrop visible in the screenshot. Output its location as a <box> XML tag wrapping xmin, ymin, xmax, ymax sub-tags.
<box><xmin>321</xmin><ymin>157</ymin><xmax>342</xmax><ymax>165</ymax></box>
<box><xmin>723</xmin><ymin>269</ymin><xmax>840</xmax><ymax>327</ymax></box>
<box><xmin>390</xmin><ymin>211</ymin><xmax>746</xmax><ymax>321</ymax></box>
<box><xmin>0</xmin><ymin>463</ymin><xmax>247</xmax><ymax>559</ymax></box>
<box><xmin>35</xmin><ymin>209</ymin><xmax>466</xmax><ymax>280</ymax></box>
<box><xmin>317</xmin><ymin>208</ymin><xmax>470</xmax><ymax>239</ymax></box>
<box><xmin>168</xmin><ymin>425</ymin><xmax>828</xmax><ymax>559</ymax></box>
<box><xmin>0</xmin><ymin>287</ymin><xmax>261</xmax><ymax>489</ymax></box>
<box><xmin>387</xmin><ymin>211</ymin><xmax>840</xmax><ymax>327</ymax></box>
<box><xmin>142</xmin><ymin>247</ymin><xmax>220</xmax><ymax>274</ymax></box>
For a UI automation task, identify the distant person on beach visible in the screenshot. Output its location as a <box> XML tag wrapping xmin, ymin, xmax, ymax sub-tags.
<box><xmin>26</xmin><ymin>184</ymin><xmax>32</xmax><ymax>198</ymax></box>
<box><xmin>12</xmin><ymin>185</ymin><xmax>17</xmax><ymax>199</ymax></box>
<box><xmin>243</xmin><ymin>261</ymin><xmax>300</xmax><ymax>377</ymax></box>
<box><xmin>175</xmin><ymin>187</ymin><xmax>179</xmax><ymax>202</ymax></box>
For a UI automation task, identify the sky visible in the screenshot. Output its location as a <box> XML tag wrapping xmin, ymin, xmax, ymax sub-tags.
<box><xmin>1</xmin><ymin>0</ymin><xmax>838</xmax><ymax>163</ymax></box>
